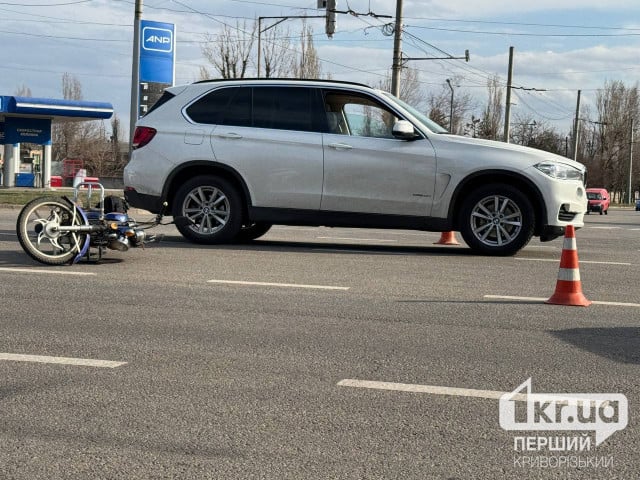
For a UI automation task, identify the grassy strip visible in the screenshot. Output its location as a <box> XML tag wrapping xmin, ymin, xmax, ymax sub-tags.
<box><xmin>0</xmin><ymin>188</ymin><xmax>124</xmax><ymax>207</ymax></box>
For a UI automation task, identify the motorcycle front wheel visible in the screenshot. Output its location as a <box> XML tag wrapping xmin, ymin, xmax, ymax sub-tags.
<box><xmin>16</xmin><ymin>197</ymin><xmax>89</xmax><ymax>265</ymax></box>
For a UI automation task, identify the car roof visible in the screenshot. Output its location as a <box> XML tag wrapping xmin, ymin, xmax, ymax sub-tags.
<box><xmin>191</xmin><ymin>78</ymin><xmax>371</xmax><ymax>89</ymax></box>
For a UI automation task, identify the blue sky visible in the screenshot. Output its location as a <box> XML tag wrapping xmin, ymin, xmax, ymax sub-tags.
<box><xmin>1</xmin><ymin>0</ymin><xmax>639</xmax><ymax>136</ymax></box>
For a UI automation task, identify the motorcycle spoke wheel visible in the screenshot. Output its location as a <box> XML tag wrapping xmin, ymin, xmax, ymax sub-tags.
<box><xmin>16</xmin><ymin>197</ymin><xmax>89</xmax><ymax>265</ymax></box>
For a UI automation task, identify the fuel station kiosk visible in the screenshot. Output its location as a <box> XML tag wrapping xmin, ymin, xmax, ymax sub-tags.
<box><xmin>0</xmin><ymin>96</ymin><xmax>113</xmax><ymax>188</ymax></box>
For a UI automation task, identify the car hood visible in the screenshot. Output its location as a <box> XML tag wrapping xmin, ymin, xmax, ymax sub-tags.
<box><xmin>428</xmin><ymin>133</ymin><xmax>586</xmax><ymax>171</ymax></box>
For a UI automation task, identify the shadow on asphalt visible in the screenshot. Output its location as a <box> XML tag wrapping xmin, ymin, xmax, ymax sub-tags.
<box><xmin>551</xmin><ymin>327</ymin><xmax>640</xmax><ymax>364</ymax></box>
<box><xmin>147</xmin><ymin>236</ymin><xmax>481</xmax><ymax>256</ymax></box>
<box><xmin>0</xmin><ymin>247</ymin><xmax>124</xmax><ymax>267</ymax></box>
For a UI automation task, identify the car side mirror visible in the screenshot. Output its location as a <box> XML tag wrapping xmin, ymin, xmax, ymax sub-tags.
<box><xmin>392</xmin><ymin>120</ymin><xmax>420</xmax><ymax>141</ymax></box>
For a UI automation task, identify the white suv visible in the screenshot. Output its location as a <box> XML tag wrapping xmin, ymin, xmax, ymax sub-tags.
<box><xmin>124</xmin><ymin>79</ymin><xmax>587</xmax><ymax>256</ymax></box>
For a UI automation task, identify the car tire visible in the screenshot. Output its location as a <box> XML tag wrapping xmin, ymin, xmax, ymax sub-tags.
<box><xmin>172</xmin><ymin>175</ymin><xmax>243</xmax><ymax>244</ymax></box>
<box><xmin>459</xmin><ymin>184</ymin><xmax>534</xmax><ymax>256</ymax></box>
<box><xmin>604</xmin><ymin>209</ymin><xmax>608</xmax><ymax>215</ymax></box>
<box><xmin>235</xmin><ymin>222</ymin><xmax>272</xmax><ymax>242</ymax></box>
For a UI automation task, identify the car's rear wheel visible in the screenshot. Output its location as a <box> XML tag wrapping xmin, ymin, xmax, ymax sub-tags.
<box><xmin>459</xmin><ymin>184</ymin><xmax>534</xmax><ymax>256</ymax></box>
<box><xmin>173</xmin><ymin>176</ymin><xmax>243</xmax><ymax>244</ymax></box>
<box><xmin>236</xmin><ymin>222</ymin><xmax>272</xmax><ymax>242</ymax></box>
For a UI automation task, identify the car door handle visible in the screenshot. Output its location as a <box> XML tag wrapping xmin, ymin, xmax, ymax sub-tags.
<box><xmin>328</xmin><ymin>142</ymin><xmax>353</xmax><ymax>150</ymax></box>
<box><xmin>214</xmin><ymin>132</ymin><xmax>243</xmax><ymax>139</ymax></box>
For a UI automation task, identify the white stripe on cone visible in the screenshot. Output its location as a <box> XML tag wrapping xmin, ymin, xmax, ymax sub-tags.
<box><xmin>563</xmin><ymin>237</ymin><xmax>577</xmax><ymax>250</ymax></box>
<box><xmin>557</xmin><ymin>267</ymin><xmax>580</xmax><ymax>281</ymax></box>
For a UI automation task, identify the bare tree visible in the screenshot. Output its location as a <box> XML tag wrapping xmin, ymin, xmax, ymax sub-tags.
<box><xmin>14</xmin><ymin>84</ymin><xmax>32</xmax><ymax>97</ymax></box>
<box><xmin>292</xmin><ymin>21</ymin><xmax>321</xmax><ymax>79</ymax></box>
<box><xmin>201</xmin><ymin>21</ymin><xmax>256</xmax><ymax>79</ymax></box>
<box><xmin>51</xmin><ymin>74</ymin><xmax>112</xmax><ymax>177</ymax></box>
<box><xmin>591</xmin><ymin>80</ymin><xmax>640</xmax><ymax>197</ymax></box>
<box><xmin>428</xmin><ymin>77</ymin><xmax>475</xmax><ymax>134</ymax></box>
<box><xmin>378</xmin><ymin>66</ymin><xmax>427</xmax><ymax>110</ymax></box>
<box><xmin>261</xmin><ymin>23</ymin><xmax>294</xmax><ymax>78</ymax></box>
<box><xmin>477</xmin><ymin>75</ymin><xmax>503</xmax><ymax>140</ymax></box>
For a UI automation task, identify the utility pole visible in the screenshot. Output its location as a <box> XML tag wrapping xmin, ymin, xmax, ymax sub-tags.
<box><xmin>503</xmin><ymin>46</ymin><xmax>514</xmax><ymax>143</ymax></box>
<box><xmin>129</xmin><ymin>0</ymin><xmax>143</xmax><ymax>148</ymax></box>
<box><xmin>390</xmin><ymin>0</ymin><xmax>403</xmax><ymax>97</ymax></box>
<box><xmin>446</xmin><ymin>79</ymin><xmax>454</xmax><ymax>132</ymax></box>
<box><xmin>629</xmin><ymin>118</ymin><xmax>634</xmax><ymax>204</ymax></box>
<box><xmin>572</xmin><ymin>90</ymin><xmax>581</xmax><ymax>160</ymax></box>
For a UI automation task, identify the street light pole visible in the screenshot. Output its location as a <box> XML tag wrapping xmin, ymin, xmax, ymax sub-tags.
<box><xmin>629</xmin><ymin>118</ymin><xmax>634</xmax><ymax>204</ymax></box>
<box><xmin>446</xmin><ymin>79</ymin><xmax>454</xmax><ymax>132</ymax></box>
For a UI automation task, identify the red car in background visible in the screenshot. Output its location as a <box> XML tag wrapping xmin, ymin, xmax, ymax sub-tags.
<box><xmin>586</xmin><ymin>188</ymin><xmax>610</xmax><ymax>215</ymax></box>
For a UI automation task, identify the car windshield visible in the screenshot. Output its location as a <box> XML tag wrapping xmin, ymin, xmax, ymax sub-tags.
<box><xmin>587</xmin><ymin>192</ymin><xmax>601</xmax><ymax>200</ymax></box>
<box><xmin>380</xmin><ymin>91</ymin><xmax>448</xmax><ymax>134</ymax></box>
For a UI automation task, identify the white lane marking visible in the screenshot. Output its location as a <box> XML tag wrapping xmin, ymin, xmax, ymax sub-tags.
<box><xmin>317</xmin><ymin>236</ymin><xmax>398</xmax><ymax>243</ymax></box>
<box><xmin>0</xmin><ymin>267</ymin><xmax>96</xmax><ymax>276</ymax></box>
<box><xmin>515</xmin><ymin>258</ymin><xmax>632</xmax><ymax>266</ymax></box>
<box><xmin>272</xmin><ymin>227</ymin><xmax>322</xmax><ymax>232</ymax></box>
<box><xmin>337</xmin><ymin>379</ymin><xmax>527</xmax><ymax>401</ymax></box>
<box><xmin>587</xmin><ymin>226</ymin><xmax>621</xmax><ymax>229</ymax></box>
<box><xmin>484</xmin><ymin>295</ymin><xmax>640</xmax><ymax>308</ymax></box>
<box><xmin>207</xmin><ymin>279</ymin><xmax>349</xmax><ymax>290</ymax></box>
<box><xmin>0</xmin><ymin>353</ymin><xmax>126</xmax><ymax>368</ymax></box>
<box><xmin>0</xmin><ymin>232</ymin><xmax>15</xmax><ymax>236</ymax></box>
<box><xmin>312</xmin><ymin>248</ymin><xmax>407</xmax><ymax>255</ymax></box>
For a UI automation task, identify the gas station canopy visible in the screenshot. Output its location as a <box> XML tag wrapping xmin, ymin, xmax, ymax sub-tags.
<box><xmin>0</xmin><ymin>96</ymin><xmax>113</xmax><ymax>121</ymax></box>
<box><xmin>0</xmin><ymin>95</ymin><xmax>114</xmax><ymax>188</ymax></box>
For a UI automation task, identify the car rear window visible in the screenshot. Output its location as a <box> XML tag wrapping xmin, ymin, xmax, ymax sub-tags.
<box><xmin>145</xmin><ymin>91</ymin><xmax>176</xmax><ymax>116</ymax></box>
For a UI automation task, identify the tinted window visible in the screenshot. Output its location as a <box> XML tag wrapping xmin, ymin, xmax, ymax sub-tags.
<box><xmin>145</xmin><ymin>91</ymin><xmax>175</xmax><ymax>116</ymax></box>
<box><xmin>186</xmin><ymin>87</ymin><xmax>251</xmax><ymax>127</ymax></box>
<box><xmin>252</xmin><ymin>87</ymin><xmax>321</xmax><ymax>132</ymax></box>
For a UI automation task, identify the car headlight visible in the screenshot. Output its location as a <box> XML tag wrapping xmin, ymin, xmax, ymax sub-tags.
<box><xmin>535</xmin><ymin>162</ymin><xmax>584</xmax><ymax>182</ymax></box>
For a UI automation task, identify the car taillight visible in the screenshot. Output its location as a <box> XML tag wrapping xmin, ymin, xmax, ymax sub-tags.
<box><xmin>132</xmin><ymin>126</ymin><xmax>157</xmax><ymax>149</ymax></box>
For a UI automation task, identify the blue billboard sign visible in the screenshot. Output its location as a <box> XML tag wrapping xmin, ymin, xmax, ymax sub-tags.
<box><xmin>140</xmin><ymin>20</ymin><xmax>175</xmax><ymax>84</ymax></box>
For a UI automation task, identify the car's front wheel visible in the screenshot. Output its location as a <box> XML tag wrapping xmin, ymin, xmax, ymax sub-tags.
<box><xmin>172</xmin><ymin>176</ymin><xmax>243</xmax><ymax>244</ymax></box>
<box><xmin>459</xmin><ymin>184</ymin><xmax>534</xmax><ymax>256</ymax></box>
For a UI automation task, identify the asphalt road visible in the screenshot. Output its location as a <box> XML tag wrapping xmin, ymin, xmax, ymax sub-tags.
<box><xmin>0</xmin><ymin>205</ymin><xmax>639</xmax><ymax>479</ymax></box>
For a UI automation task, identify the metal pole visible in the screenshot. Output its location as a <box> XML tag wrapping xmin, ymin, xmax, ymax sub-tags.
<box><xmin>446</xmin><ymin>79</ymin><xmax>454</xmax><ymax>132</ymax></box>
<box><xmin>572</xmin><ymin>90</ymin><xmax>581</xmax><ymax>160</ymax></box>
<box><xmin>503</xmin><ymin>46</ymin><xmax>514</xmax><ymax>143</ymax></box>
<box><xmin>129</xmin><ymin>0</ymin><xmax>143</xmax><ymax>149</ymax></box>
<box><xmin>390</xmin><ymin>0</ymin><xmax>403</xmax><ymax>97</ymax></box>
<box><xmin>629</xmin><ymin>118</ymin><xmax>634</xmax><ymax>204</ymax></box>
<box><xmin>257</xmin><ymin>17</ymin><xmax>262</xmax><ymax>78</ymax></box>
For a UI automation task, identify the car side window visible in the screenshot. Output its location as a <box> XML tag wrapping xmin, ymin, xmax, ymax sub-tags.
<box><xmin>185</xmin><ymin>87</ymin><xmax>251</xmax><ymax>127</ymax></box>
<box><xmin>252</xmin><ymin>86</ymin><xmax>323</xmax><ymax>132</ymax></box>
<box><xmin>323</xmin><ymin>91</ymin><xmax>397</xmax><ymax>139</ymax></box>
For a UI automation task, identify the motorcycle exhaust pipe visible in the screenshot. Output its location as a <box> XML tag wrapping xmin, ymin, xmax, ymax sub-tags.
<box><xmin>108</xmin><ymin>236</ymin><xmax>129</xmax><ymax>251</ymax></box>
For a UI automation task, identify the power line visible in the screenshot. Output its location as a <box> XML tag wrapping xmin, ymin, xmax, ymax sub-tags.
<box><xmin>406</xmin><ymin>24</ymin><xmax>640</xmax><ymax>38</ymax></box>
<box><xmin>0</xmin><ymin>0</ymin><xmax>93</xmax><ymax>5</ymax></box>
<box><xmin>402</xmin><ymin>15</ymin><xmax>640</xmax><ymax>33</ymax></box>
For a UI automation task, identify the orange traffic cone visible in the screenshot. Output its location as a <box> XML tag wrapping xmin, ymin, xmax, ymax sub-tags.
<box><xmin>546</xmin><ymin>225</ymin><xmax>591</xmax><ymax>307</ymax></box>
<box><xmin>434</xmin><ymin>231</ymin><xmax>460</xmax><ymax>245</ymax></box>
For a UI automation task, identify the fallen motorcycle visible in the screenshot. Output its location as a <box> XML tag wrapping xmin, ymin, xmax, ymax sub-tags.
<box><xmin>16</xmin><ymin>182</ymin><xmax>169</xmax><ymax>265</ymax></box>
